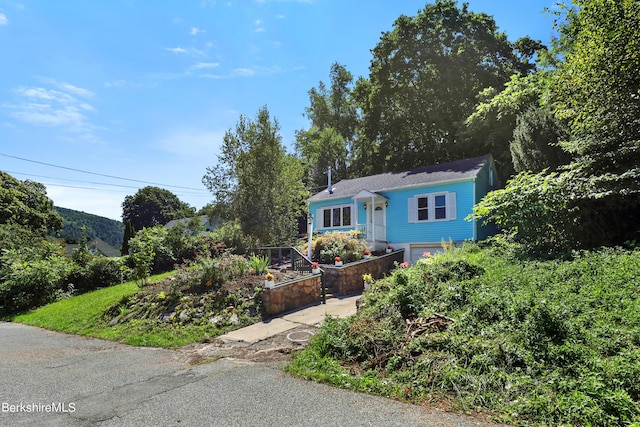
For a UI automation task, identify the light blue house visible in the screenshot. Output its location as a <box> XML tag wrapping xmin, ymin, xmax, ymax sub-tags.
<box><xmin>307</xmin><ymin>154</ymin><xmax>499</xmax><ymax>263</ymax></box>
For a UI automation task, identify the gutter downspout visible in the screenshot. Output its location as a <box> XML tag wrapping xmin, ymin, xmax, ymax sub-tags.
<box><xmin>472</xmin><ymin>178</ymin><xmax>478</xmax><ymax>241</ymax></box>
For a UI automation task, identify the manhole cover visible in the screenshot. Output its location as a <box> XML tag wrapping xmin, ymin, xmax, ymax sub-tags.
<box><xmin>287</xmin><ymin>330</ymin><xmax>314</xmax><ymax>343</ymax></box>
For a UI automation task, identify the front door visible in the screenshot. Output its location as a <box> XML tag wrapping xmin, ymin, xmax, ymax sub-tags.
<box><xmin>367</xmin><ymin>203</ymin><xmax>386</xmax><ymax>247</ymax></box>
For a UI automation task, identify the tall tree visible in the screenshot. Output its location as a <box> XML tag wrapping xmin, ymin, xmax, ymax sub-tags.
<box><xmin>203</xmin><ymin>106</ymin><xmax>308</xmax><ymax>245</ymax></box>
<box><xmin>121</xmin><ymin>186</ymin><xmax>194</xmax><ymax>231</ymax></box>
<box><xmin>296</xmin><ymin>63</ymin><xmax>358</xmax><ymax>189</ymax></box>
<box><xmin>550</xmin><ymin>0</ymin><xmax>640</xmax><ymax>245</ymax></box>
<box><xmin>357</xmin><ymin>0</ymin><xmax>528</xmax><ymax>172</ymax></box>
<box><xmin>476</xmin><ymin>0</ymin><xmax>640</xmax><ymax>249</ymax></box>
<box><xmin>0</xmin><ymin>171</ymin><xmax>62</xmax><ymax>234</ymax></box>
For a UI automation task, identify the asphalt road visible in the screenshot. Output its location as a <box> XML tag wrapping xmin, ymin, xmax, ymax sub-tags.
<box><xmin>0</xmin><ymin>322</ymin><xmax>501</xmax><ymax>427</ymax></box>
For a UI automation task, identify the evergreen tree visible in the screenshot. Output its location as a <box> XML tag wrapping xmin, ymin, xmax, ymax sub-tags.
<box><xmin>121</xmin><ymin>220</ymin><xmax>135</xmax><ymax>256</ymax></box>
<box><xmin>510</xmin><ymin>106</ymin><xmax>571</xmax><ymax>173</ymax></box>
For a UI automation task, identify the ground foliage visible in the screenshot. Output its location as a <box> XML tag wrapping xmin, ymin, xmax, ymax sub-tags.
<box><xmin>287</xmin><ymin>241</ymin><xmax>640</xmax><ymax>426</ymax></box>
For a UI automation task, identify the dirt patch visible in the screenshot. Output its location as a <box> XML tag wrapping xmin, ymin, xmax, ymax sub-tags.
<box><xmin>179</xmin><ymin>324</ymin><xmax>317</xmax><ymax>366</ymax></box>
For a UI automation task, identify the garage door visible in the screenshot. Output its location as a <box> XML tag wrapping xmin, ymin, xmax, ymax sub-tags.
<box><xmin>410</xmin><ymin>245</ymin><xmax>443</xmax><ymax>264</ymax></box>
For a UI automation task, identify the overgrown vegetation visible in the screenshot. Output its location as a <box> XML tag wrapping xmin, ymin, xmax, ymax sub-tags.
<box><xmin>287</xmin><ymin>241</ymin><xmax>640</xmax><ymax>426</ymax></box>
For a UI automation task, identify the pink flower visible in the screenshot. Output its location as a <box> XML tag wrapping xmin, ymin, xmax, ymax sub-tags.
<box><xmin>364</xmin><ymin>250</ymin><xmax>371</xmax><ymax>255</ymax></box>
<box><xmin>400</xmin><ymin>262</ymin><xmax>408</xmax><ymax>268</ymax></box>
<box><xmin>311</xmin><ymin>262</ymin><xmax>319</xmax><ymax>268</ymax></box>
<box><xmin>422</xmin><ymin>251</ymin><xmax>432</xmax><ymax>257</ymax></box>
<box><xmin>335</xmin><ymin>257</ymin><xmax>341</xmax><ymax>262</ymax></box>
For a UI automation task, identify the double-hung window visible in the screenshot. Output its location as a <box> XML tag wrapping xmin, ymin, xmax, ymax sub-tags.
<box><xmin>409</xmin><ymin>192</ymin><xmax>456</xmax><ymax>223</ymax></box>
<box><xmin>321</xmin><ymin>205</ymin><xmax>352</xmax><ymax>229</ymax></box>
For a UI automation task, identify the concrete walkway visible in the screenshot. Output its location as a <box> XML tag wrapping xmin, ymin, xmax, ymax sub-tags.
<box><xmin>218</xmin><ymin>294</ymin><xmax>361</xmax><ymax>344</ymax></box>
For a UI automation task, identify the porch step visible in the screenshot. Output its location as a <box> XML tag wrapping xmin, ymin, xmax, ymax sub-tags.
<box><xmin>323</xmin><ymin>285</ymin><xmax>336</xmax><ymax>300</ymax></box>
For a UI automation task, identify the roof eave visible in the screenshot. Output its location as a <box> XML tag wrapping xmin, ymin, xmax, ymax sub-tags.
<box><xmin>308</xmin><ymin>176</ymin><xmax>476</xmax><ymax>202</ymax></box>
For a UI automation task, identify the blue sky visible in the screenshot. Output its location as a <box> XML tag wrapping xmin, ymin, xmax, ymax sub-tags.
<box><xmin>0</xmin><ymin>0</ymin><xmax>558</xmax><ymax>221</ymax></box>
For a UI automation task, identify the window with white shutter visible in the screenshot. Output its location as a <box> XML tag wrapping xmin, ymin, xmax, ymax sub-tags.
<box><xmin>408</xmin><ymin>192</ymin><xmax>456</xmax><ymax>223</ymax></box>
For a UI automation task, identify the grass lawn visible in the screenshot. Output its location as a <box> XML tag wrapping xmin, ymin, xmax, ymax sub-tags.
<box><xmin>11</xmin><ymin>271</ymin><xmax>224</xmax><ymax>348</ymax></box>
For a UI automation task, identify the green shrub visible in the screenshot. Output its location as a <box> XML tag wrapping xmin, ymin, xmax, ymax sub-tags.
<box><xmin>170</xmin><ymin>253</ymin><xmax>250</xmax><ymax>291</ymax></box>
<box><xmin>209</xmin><ymin>220</ymin><xmax>255</xmax><ymax>255</ymax></box>
<box><xmin>248</xmin><ymin>254</ymin><xmax>269</xmax><ymax>274</ymax></box>
<box><xmin>0</xmin><ymin>248</ymin><xmax>73</xmax><ymax>316</ymax></box>
<box><xmin>68</xmin><ymin>256</ymin><xmax>132</xmax><ymax>292</ymax></box>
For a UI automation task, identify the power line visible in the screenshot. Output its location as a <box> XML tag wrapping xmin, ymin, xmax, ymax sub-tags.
<box><xmin>5</xmin><ymin>171</ymin><xmax>209</xmax><ymax>196</ymax></box>
<box><xmin>43</xmin><ymin>182</ymin><xmax>211</xmax><ymax>197</ymax></box>
<box><xmin>0</xmin><ymin>152</ymin><xmax>209</xmax><ymax>192</ymax></box>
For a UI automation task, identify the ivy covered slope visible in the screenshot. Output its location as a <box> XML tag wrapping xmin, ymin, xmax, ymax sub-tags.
<box><xmin>55</xmin><ymin>206</ymin><xmax>125</xmax><ymax>249</ymax></box>
<box><xmin>287</xmin><ymin>242</ymin><xmax>640</xmax><ymax>426</ymax></box>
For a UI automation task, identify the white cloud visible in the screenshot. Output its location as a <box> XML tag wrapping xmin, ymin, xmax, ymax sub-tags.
<box><xmin>233</xmin><ymin>68</ymin><xmax>256</xmax><ymax>77</ymax></box>
<box><xmin>104</xmin><ymin>79</ymin><xmax>126</xmax><ymax>88</ymax></box>
<box><xmin>165</xmin><ymin>46</ymin><xmax>188</xmax><ymax>54</ymax></box>
<box><xmin>56</xmin><ymin>82</ymin><xmax>95</xmax><ymax>98</ymax></box>
<box><xmin>191</xmin><ymin>61</ymin><xmax>220</xmax><ymax>69</ymax></box>
<box><xmin>5</xmin><ymin>81</ymin><xmax>102</xmax><ymax>143</ymax></box>
<box><xmin>190</xmin><ymin>27</ymin><xmax>205</xmax><ymax>36</ymax></box>
<box><xmin>200</xmin><ymin>65</ymin><xmax>284</xmax><ymax>79</ymax></box>
<box><xmin>0</xmin><ymin>13</ymin><xmax>7</xmax><ymax>26</ymax></box>
<box><xmin>164</xmin><ymin>46</ymin><xmax>205</xmax><ymax>56</ymax></box>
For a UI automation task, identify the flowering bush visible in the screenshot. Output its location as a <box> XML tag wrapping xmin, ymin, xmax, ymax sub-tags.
<box><xmin>301</xmin><ymin>231</ymin><xmax>368</xmax><ymax>264</ymax></box>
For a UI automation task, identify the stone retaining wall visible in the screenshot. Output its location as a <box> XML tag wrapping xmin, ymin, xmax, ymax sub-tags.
<box><xmin>322</xmin><ymin>250</ymin><xmax>405</xmax><ymax>296</ymax></box>
<box><xmin>261</xmin><ymin>274</ymin><xmax>322</xmax><ymax>317</ymax></box>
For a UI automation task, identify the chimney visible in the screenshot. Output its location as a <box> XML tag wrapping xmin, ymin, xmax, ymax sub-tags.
<box><xmin>327</xmin><ymin>166</ymin><xmax>333</xmax><ymax>194</ymax></box>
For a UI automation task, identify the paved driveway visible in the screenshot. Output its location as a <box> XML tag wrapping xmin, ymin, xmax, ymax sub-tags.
<box><xmin>0</xmin><ymin>322</ymin><xmax>501</xmax><ymax>427</ymax></box>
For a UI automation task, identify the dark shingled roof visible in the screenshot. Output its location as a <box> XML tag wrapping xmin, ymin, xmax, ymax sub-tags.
<box><xmin>309</xmin><ymin>154</ymin><xmax>492</xmax><ymax>202</ymax></box>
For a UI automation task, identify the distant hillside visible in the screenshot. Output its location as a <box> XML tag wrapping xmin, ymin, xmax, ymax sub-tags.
<box><xmin>55</xmin><ymin>207</ymin><xmax>125</xmax><ymax>250</ymax></box>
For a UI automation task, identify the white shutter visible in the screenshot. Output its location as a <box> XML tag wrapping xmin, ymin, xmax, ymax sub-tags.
<box><xmin>316</xmin><ymin>209</ymin><xmax>323</xmax><ymax>230</ymax></box>
<box><xmin>408</xmin><ymin>197</ymin><xmax>417</xmax><ymax>223</ymax></box>
<box><xmin>447</xmin><ymin>192</ymin><xmax>457</xmax><ymax>220</ymax></box>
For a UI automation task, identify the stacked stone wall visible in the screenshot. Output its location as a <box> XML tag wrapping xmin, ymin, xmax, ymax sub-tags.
<box><xmin>322</xmin><ymin>250</ymin><xmax>404</xmax><ymax>296</ymax></box>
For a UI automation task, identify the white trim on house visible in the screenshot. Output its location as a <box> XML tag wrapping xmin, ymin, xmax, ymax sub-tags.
<box><xmin>408</xmin><ymin>191</ymin><xmax>457</xmax><ymax>223</ymax></box>
<box><xmin>315</xmin><ymin>203</ymin><xmax>354</xmax><ymax>230</ymax></box>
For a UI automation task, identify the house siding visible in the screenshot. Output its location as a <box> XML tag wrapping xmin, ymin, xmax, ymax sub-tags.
<box><xmin>385</xmin><ymin>180</ymin><xmax>475</xmax><ymax>244</ymax></box>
